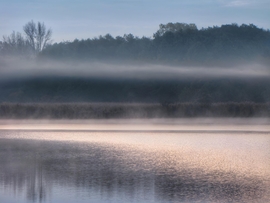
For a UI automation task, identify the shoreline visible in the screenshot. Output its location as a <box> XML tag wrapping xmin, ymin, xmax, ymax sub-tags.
<box><xmin>0</xmin><ymin>102</ymin><xmax>269</xmax><ymax>119</ymax></box>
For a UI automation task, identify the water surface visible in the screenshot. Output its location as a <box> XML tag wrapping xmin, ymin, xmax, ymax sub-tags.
<box><xmin>0</xmin><ymin>119</ymin><xmax>269</xmax><ymax>203</ymax></box>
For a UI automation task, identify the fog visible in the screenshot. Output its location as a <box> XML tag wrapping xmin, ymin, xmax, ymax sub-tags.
<box><xmin>1</xmin><ymin>56</ymin><xmax>270</xmax><ymax>104</ymax></box>
<box><xmin>1</xmin><ymin>118</ymin><xmax>270</xmax><ymax>131</ymax></box>
<box><xmin>0</xmin><ymin>57</ymin><xmax>269</xmax><ymax>81</ymax></box>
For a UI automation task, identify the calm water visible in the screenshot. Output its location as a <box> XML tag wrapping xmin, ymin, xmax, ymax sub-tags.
<box><xmin>0</xmin><ymin>119</ymin><xmax>270</xmax><ymax>203</ymax></box>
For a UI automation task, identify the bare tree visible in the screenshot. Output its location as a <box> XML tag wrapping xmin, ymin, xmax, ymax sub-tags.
<box><xmin>23</xmin><ymin>20</ymin><xmax>52</xmax><ymax>54</ymax></box>
<box><xmin>1</xmin><ymin>31</ymin><xmax>31</xmax><ymax>55</ymax></box>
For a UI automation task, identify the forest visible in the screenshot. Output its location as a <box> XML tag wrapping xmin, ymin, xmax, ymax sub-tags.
<box><xmin>0</xmin><ymin>22</ymin><xmax>270</xmax><ymax>117</ymax></box>
<box><xmin>1</xmin><ymin>22</ymin><xmax>270</xmax><ymax>66</ymax></box>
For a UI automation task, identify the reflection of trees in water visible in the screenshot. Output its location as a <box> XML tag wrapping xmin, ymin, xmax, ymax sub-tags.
<box><xmin>0</xmin><ymin>138</ymin><xmax>268</xmax><ymax>203</ymax></box>
<box><xmin>26</xmin><ymin>163</ymin><xmax>47</xmax><ymax>202</ymax></box>
<box><xmin>0</xmin><ymin>140</ymin><xmax>50</xmax><ymax>202</ymax></box>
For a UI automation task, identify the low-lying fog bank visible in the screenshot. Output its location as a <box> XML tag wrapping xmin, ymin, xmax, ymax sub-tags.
<box><xmin>0</xmin><ymin>58</ymin><xmax>269</xmax><ymax>80</ymax></box>
<box><xmin>1</xmin><ymin>58</ymin><xmax>270</xmax><ymax>104</ymax></box>
<box><xmin>1</xmin><ymin>118</ymin><xmax>270</xmax><ymax>131</ymax></box>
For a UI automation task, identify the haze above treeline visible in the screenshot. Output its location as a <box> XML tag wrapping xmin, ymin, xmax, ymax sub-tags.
<box><xmin>1</xmin><ymin>22</ymin><xmax>270</xmax><ymax>67</ymax></box>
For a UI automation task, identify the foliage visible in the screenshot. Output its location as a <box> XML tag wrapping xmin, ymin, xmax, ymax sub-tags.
<box><xmin>153</xmin><ymin>23</ymin><xmax>198</xmax><ymax>38</ymax></box>
<box><xmin>39</xmin><ymin>23</ymin><xmax>270</xmax><ymax>66</ymax></box>
<box><xmin>1</xmin><ymin>22</ymin><xmax>269</xmax><ymax>66</ymax></box>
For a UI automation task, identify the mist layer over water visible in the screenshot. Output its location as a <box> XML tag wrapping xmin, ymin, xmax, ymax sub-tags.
<box><xmin>1</xmin><ymin>58</ymin><xmax>270</xmax><ymax>80</ymax></box>
<box><xmin>0</xmin><ymin>119</ymin><xmax>270</xmax><ymax>203</ymax></box>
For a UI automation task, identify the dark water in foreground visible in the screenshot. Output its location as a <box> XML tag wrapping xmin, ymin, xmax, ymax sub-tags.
<box><xmin>0</xmin><ymin>121</ymin><xmax>270</xmax><ymax>203</ymax></box>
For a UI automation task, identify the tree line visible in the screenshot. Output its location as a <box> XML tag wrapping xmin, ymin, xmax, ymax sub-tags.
<box><xmin>1</xmin><ymin>77</ymin><xmax>270</xmax><ymax>103</ymax></box>
<box><xmin>43</xmin><ymin>23</ymin><xmax>270</xmax><ymax>66</ymax></box>
<box><xmin>1</xmin><ymin>22</ymin><xmax>270</xmax><ymax>66</ymax></box>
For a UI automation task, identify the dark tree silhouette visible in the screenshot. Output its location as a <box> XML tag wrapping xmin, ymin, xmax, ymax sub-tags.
<box><xmin>0</xmin><ymin>20</ymin><xmax>52</xmax><ymax>57</ymax></box>
<box><xmin>1</xmin><ymin>31</ymin><xmax>31</xmax><ymax>55</ymax></box>
<box><xmin>23</xmin><ymin>20</ymin><xmax>52</xmax><ymax>54</ymax></box>
<box><xmin>40</xmin><ymin>23</ymin><xmax>270</xmax><ymax>66</ymax></box>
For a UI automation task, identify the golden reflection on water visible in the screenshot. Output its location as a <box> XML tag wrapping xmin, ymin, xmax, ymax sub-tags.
<box><xmin>0</xmin><ymin>119</ymin><xmax>270</xmax><ymax>203</ymax></box>
<box><xmin>1</xmin><ymin>130</ymin><xmax>269</xmax><ymax>177</ymax></box>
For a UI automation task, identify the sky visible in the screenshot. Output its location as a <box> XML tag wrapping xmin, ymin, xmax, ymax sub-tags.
<box><xmin>0</xmin><ymin>0</ymin><xmax>270</xmax><ymax>43</ymax></box>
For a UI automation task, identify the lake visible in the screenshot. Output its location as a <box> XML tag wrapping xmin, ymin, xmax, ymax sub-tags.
<box><xmin>0</xmin><ymin>119</ymin><xmax>270</xmax><ymax>203</ymax></box>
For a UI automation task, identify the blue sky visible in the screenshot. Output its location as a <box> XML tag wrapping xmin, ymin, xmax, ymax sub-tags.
<box><xmin>1</xmin><ymin>0</ymin><xmax>269</xmax><ymax>42</ymax></box>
